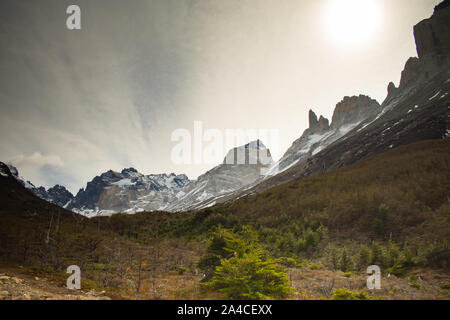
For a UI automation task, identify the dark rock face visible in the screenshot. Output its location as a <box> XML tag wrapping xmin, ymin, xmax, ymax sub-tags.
<box><xmin>0</xmin><ymin>162</ymin><xmax>74</xmax><ymax>207</ymax></box>
<box><xmin>46</xmin><ymin>185</ymin><xmax>74</xmax><ymax>207</ymax></box>
<box><xmin>414</xmin><ymin>1</ymin><xmax>450</xmax><ymax>64</ymax></box>
<box><xmin>318</xmin><ymin>116</ymin><xmax>330</xmax><ymax>132</ymax></box>
<box><xmin>308</xmin><ymin>110</ymin><xmax>330</xmax><ymax>134</ymax></box>
<box><xmin>67</xmin><ymin>168</ymin><xmax>191</xmax><ymax>215</ymax></box>
<box><xmin>387</xmin><ymin>82</ymin><xmax>398</xmax><ymax>98</ymax></box>
<box><xmin>166</xmin><ymin>140</ymin><xmax>274</xmax><ymax>212</ymax></box>
<box><xmin>384</xmin><ymin>3</ymin><xmax>450</xmax><ymax>106</ymax></box>
<box><xmin>271</xmin><ymin>94</ymin><xmax>380</xmax><ymax>175</ymax></box>
<box><xmin>435</xmin><ymin>0</ymin><xmax>450</xmax><ymax>12</ymax></box>
<box><xmin>399</xmin><ymin>57</ymin><xmax>423</xmax><ymax>88</ymax></box>
<box><xmin>331</xmin><ymin>95</ymin><xmax>381</xmax><ymax>129</ymax></box>
<box><xmin>67</xmin><ymin>141</ymin><xmax>271</xmax><ymax>215</ymax></box>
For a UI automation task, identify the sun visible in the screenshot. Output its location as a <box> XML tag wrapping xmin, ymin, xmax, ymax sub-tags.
<box><xmin>323</xmin><ymin>0</ymin><xmax>382</xmax><ymax>48</ymax></box>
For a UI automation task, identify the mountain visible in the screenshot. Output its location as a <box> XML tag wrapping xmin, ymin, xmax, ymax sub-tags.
<box><xmin>258</xmin><ymin>2</ymin><xmax>449</xmax><ymax>187</ymax></box>
<box><xmin>165</xmin><ymin>139</ymin><xmax>274</xmax><ymax>212</ymax></box>
<box><xmin>1</xmin><ymin>2</ymin><xmax>448</xmax><ymax>217</ymax></box>
<box><xmin>66</xmin><ymin>168</ymin><xmax>191</xmax><ymax>217</ymax></box>
<box><xmin>66</xmin><ymin>140</ymin><xmax>273</xmax><ymax>216</ymax></box>
<box><xmin>266</xmin><ymin>95</ymin><xmax>381</xmax><ymax>176</ymax></box>
<box><xmin>0</xmin><ymin>162</ymin><xmax>74</xmax><ymax>207</ymax></box>
<box><xmin>1</xmin><ymin>140</ymin><xmax>273</xmax><ymax>217</ymax></box>
<box><xmin>201</xmin><ymin>3</ymin><xmax>450</xmax><ymax>205</ymax></box>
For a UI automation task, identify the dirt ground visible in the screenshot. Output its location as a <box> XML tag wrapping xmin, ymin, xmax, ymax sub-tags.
<box><xmin>0</xmin><ymin>267</ymin><xmax>110</xmax><ymax>300</ymax></box>
<box><xmin>1</xmin><ymin>266</ymin><xmax>449</xmax><ymax>300</ymax></box>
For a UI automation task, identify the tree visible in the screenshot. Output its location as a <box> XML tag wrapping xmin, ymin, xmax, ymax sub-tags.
<box><xmin>339</xmin><ymin>247</ymin><xmax>353</xmax><ymax>272</ymax></box>
<box><xmin>203</xmin><ymin>249</ymin><xmax>293</xmax><ymax>300</ymax></box>
<box><xmin>329</xmin><ymin>247</ymin><xmax>339</xmax><ymax>271</ymax></box>
<box><xmin>201</xmin><ymin>226</ymin><xmax>294</xmax><ymax>299</ymax></box>
<box><xmin>198</xmin><ymin>225</ymin><xmax>260</xmax><ymax>280</ymax></box>
<box><xmin>373</xmin><ymin>204</ymin><xmax>390</xmax><ymax>239</ymax></box>
<box><xmin>198</xmin><ymin>226</ymin><xmax>234</xmax><ymax>281</ymax></box>
<box><xmin>357</xmin><ymin>245</ymin><xmax>370</xmax><ymax>270</ymax></box>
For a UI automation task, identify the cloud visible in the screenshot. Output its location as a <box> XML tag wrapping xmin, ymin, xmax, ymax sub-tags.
<box><xmin>5</xmin><ymin>152</ymin><xmax>79</xmax><ymax>192</ymax></box>
<box><xmin>8</xmin><ymin>152</ymin><xmax>63</xmax><ymax>169</ymax></box>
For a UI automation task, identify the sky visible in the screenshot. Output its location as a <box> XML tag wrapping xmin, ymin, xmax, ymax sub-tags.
<box><xmin>0</xmin><ymin>0</ymin><xmax>442</xmax><ymax>193</ymax></box>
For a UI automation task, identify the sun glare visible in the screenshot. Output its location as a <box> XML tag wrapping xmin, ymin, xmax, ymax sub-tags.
<box><xmin>323</xmin><ymin>0</ymin><xmax>382</xmax><ymax>48</ymax></box>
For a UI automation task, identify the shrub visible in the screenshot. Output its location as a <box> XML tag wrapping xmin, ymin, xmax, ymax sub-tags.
<box><xmin>425</xmin><ymin>241</ymin><xmax>449</xmax><ymax>268</ymax></box>
<box><xmin>340</xmin><ymin>248</ymin><xmax>354</xmax><ymax>272</ymax></box>
<box><xmin>276</xmin><ymin>257</ymin><xmax>298</xmax><ymax>268</ymax></box>
<box><xmin>386</xmin><ymin>263</ymin><xmax>407</xmax><ymax>276</ymax></box>
<box><xmin>332</xmin><ymin>288</ymin><xmax>374</xmax><ymax>300</ymax></box>
<box><xmin>440</xmin><ymin>282</ymin><xmax>450</xmax><ymax>290</ymax></box>
<box><xmin>343</xmin><ymin>272</ymin><xmax>352</xmax><ymax>278</ymax></box>
<box><xmin>408</xmin><ymin>282</ymin><xmax>421</xmax><ymax>290</ymax></box>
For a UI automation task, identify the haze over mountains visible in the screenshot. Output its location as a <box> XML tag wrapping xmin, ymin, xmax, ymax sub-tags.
<box><xmin>1</xmin><ymin>1</ymin><xmax>449</xmax><ymax>218</ymax></box>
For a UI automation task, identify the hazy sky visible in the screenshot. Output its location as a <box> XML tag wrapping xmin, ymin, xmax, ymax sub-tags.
<box><xmin>0</xmin><ymin>0</ymin><xmax>441</xmax><ymax>193</ymax></box>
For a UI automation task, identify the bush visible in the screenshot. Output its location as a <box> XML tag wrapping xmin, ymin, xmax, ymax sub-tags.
<box><xmin>425</xmin><ymin>241</ymin><xmax>449</xmax><ymax>268</ymax></box>
<box><xmin>276</xmin><ymin>257</ymin><xmax>298</xmax><ymax>268</ymax></box>
<box><xmin>408</xmin><ymin>282</ymin><xmax>421</xmax><ymax>290</ymax></box>
<box><xmin>332</xmin><ymin>288</ymin><xmax>375</xmax><ymax>300</ymax></box>
<box><xmin>440</xmin><ymin>282</ymin><xmax>450</xmax><ymax>290</ymax></box>
<box><xmin>386</xmin><ymin>263</ymin><xmax>407</xmax><ymax>276</ymax></box>
<box><xmin>343</xmin><ymin>272</ymin><xmax>351</xmax><ymax>278</ymax></box>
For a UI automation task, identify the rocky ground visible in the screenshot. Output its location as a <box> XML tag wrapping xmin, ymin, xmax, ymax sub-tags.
<box><xmin>0</xmin><ymin>268</ymin><xmax>110</xmax><ymax>300</ymax></box>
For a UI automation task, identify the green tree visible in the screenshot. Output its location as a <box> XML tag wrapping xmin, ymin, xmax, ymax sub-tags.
<box><xmin>197</xmin><ymin>226</ymin><xmax>234</xmax><ymax>280</ymax></box>
<box><xmin>373</xmin><ymin>204</ymin><xmax>390</xmax><ymax>238</ymax></box>
<box><xmin>201</xmin><ymin>226</ymin><xmax>294</xmax><ymax>299</ymax></box>
<box><xmin>357</xmin><ymin>245</ymin><xmax>370</xmax><ymax>270</ymax></box>
<box><xmin>340</xmin><ymin>247</ymin><xmax>354</xmax><ymax>272</ymax></box>
<box><xmin>203</xmin><ymin>249</ymin><xmax>294</xmax><ymax>299</ymax></box>
<box><xmin>329</xmin><ymin>247</ymin><xmax>339</xmax><ymax>271</ymax></box>
<box><xmin>370</xmin><ymin>241</ymin><xmax>385</xmax><ymax>267</ymax></box>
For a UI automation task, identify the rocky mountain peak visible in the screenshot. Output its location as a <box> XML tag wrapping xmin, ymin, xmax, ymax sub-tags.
<box><xmin>414</xmin><ymin>1</ymin><xmax>450</xmax><ymax>63</ymax></box>
<box><xmin>387</xmin><ymin>82</ymin><xmax>398</xmax><ymax>96</ymax></box>
<box><xmin>435</xmin><ymin>0</ymin><xmax>450</xmax><ymax>12</ymax></box>
<box><xmin>384</xmin><ymin>2</ymin><xmax>449</xmax><ymax>106</ymax></box>
<box><xmin>331</xmin><ymin>95</ymin><xmax>381</xmax><ymax>129</ymax></box>
<box><xmin>46</xmin><ymin>185</ymin><xmax>74</xmax><ymax>207</ymax></box>
<box><xmin>308</xmin><ymin>110</ymin><xmax>319</xmax><ymax>128</ymax></box>
<box><xmin>399</xmin><ymin>57</ymin><xmax>423</xmax><ymax>88</ymax></box>
<box><xmin>308</xmin><ymin>110</ymin><xmax>330</xmax><ymax>134</ymax></box>
<box><xmin>0</xmin><ymin>161</ymin><xmax>74</xmax><ymax>207</ymax></box>
<box><xmin>121</xmin><ymin>167</ymin><xmax>138</xmax><ymax>174</ymax></box>
<box><xmin>223</xmin><ymin>140</ymin><xmax>273</xmax><ymax>166</ymax></box>
<box><xmin>5</xmin><ymin>163</ymin><xmax>18</xmax><ymax>177</ymax></box>
<box><xmin>243</xmin><ymin>139</ymin><xmax>267</xmax><ymax>150</ymax></box>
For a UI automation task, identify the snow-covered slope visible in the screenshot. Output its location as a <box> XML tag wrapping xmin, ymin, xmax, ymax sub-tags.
<box><xmin>67</xmin><ymin>168</ymin><xmax>191</xmax><ymax>217</ymax></box>
<box><xmin>266</xmin><ymin>95</ymin><xmax>381</xmax><ymax>177</ymax></box>
<box><xmin>164</xmin><ymin>140</ymin><xmax>273</xmax><ymax>212</ymax></box>
<box><xmin>65</xmin><ymin>141</ymin><xmax>272</xmax><ymax>216</ymax></box>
